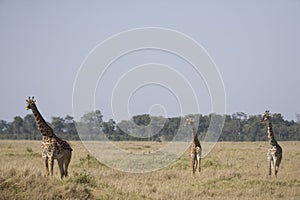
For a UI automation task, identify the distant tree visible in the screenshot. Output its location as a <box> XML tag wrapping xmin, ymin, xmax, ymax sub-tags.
<box><xmin>198</xmin><ymin>114</ymin><xmax>209</xmax><ymax>134</ymax></box>
<box><xmin>160</xmin><ymin>117</ymin><xmax>180</xmax><ymax>141</ymax></box>
<box><xmin>102</xmin><ymin>119</ymin><xmax>116</xmax><ymax>135</ymax></box>
<box><xmin>11</xmin><ymin>116</ymin><xmax>23</xmax><ymax>135</ymax></box>
<box><xmin>133</xmin><ymin>114</ymin><xmax>150</xmax><ymax>126</ymax></box>
<box><xmin>230</xmin><ymin>112</ymin><xmax>247</xmax><ymax>141</ymax></box>
<box><xmin>221</xmin><ymin>115</ymin><xmax>240</xmax><ymax>141</ymax></box>
<box><xmin>271</xmin><ymin>113</ymin><xmax>285</xmax><ymax>124</ymax></box>
<box><xmin>81</xmin><ymin>110</ymin><xmax>103</xmax><ymax>126</ymax></box>
<box><xmin>296</xmin><ymin>113</ymin><xmax>300</xmax><ymax>123</ymax></box>
<box><xmin>115</xmin><ymin>120</ymin><xmax>129</xmax><ymax>135</ymax></box>
<box><xmin>232</xmin><ymin>112</ymin><xmax>247</xmax><ymax>120</ymax></box>
<box><xmin>0</xmin><ymin>120</ymin><xmax>8</xmax><ymax>134</ymax></box>
<box><xmin>23</xmin><ymin>114</ymin><xmax>38</xmax><ymax>139</ymax></box>
<box><xmin>51</xmin><ymin>116</ymin><xmax>65</xmax><ymax>135</ymax></box>
<box><xmin>79</xmin><ymin>110</ymin><xmax>103</xmax><ymax>139</ymax></box>
<box><xmin>206</xmin><ymin>113</ymin><xmax>225</xmax><ymax>141</ymax></box>
<box><xmin>64</xmin><ymin>115</ymin><xmax>78</xmax><ymax>136</ymax></box>
<box><xmin>1</xmin><ymin>111</ymin><xmax>300</xmax><ymax>141</ymax></box>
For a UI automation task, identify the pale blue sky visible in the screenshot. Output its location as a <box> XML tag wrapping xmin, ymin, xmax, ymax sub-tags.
<box><xmin>0</xmin><ymin>0</ymin><xmax>299</xmax><ymax>121</ymax></box>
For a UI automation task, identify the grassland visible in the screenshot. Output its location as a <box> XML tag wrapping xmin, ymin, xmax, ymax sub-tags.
<box><xmin>0</xmin><ymin>140</ymin><xmax>299</xmax><ymax>200</ymax></box>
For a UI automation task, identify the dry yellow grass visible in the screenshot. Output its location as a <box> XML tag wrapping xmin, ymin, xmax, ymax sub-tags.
<box><xmin>0</xmin><ymin>140</ymin><xmax>299</xmax><ymax>199</ymax></box>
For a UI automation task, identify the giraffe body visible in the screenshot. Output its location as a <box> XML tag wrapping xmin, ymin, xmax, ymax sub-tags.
<box><xmin>26</xmin><ymin>97</ymin><xmax>72</xmax><ymax>179</ymax></box>
<box><xmin>261</xmin><ymin>110</ymin><xmax>282</xmax><ymax>178</ymax></box>
<box><xmin>186</xmin><ymin>118</ymin><xmax>202</xmax><ymax>176</ymax></box>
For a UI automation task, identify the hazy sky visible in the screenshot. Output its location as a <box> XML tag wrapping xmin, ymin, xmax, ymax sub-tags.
<box><xmin>0</xmin><ymin>0</ymin><xmax>299</xmax><ymax>122</ymax></box>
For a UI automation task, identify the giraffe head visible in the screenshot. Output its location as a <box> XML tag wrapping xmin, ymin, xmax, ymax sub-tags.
<box><xmin>185</xmin><ymin>117</ymin><xmax>195</xmax><ymax>126</ymax></box>
<box><xmin>261</xmin><ymin>110</ymin><xmax>271</xmax><ymax>122</ymax></box>
<box><xmin>25</xmin><ymin>96</ymin><xmax>36</xmax><ymax>110</ymax></box>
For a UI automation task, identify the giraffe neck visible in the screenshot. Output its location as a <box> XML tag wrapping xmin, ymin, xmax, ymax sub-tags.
<box><xmin>267</xmin><ymin>121</ymin><xmax>278</xmax><ymax>146</ymax></box>
<box><xmin>192</xmin><ymin>125</ymin><xmax>201</xmax><ymax>147</ymax></box>
<box><xmin>31</xmin><ymin>104</ymin><xmax>56</xmax><ymax>138</ymax></box>
<box><xmin>192</xmin><ymin>126</ymin><xmax>196</xmax><ymax>138</ymax></box>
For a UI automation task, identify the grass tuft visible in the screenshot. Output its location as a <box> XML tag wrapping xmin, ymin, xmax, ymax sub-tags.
<box><xmin>26</xmin><ymin>147</ymin><xmax>33</xmax><ymax>153</ymax></box>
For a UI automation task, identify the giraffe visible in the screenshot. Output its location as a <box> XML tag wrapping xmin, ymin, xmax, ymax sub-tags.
<box><xmin>185</xmin><ymin>117</ymin><xmax>202</xmax><ymax>176</ymax></box>
<box><xmin>261</xmin><ymin>110</ymin><xmax>283</xmax><ymax>178</ymax></box>
<box><xmin>25</xmin><ymin>96</ymin><xmax>72</xmax><ymax>179</ymax></box>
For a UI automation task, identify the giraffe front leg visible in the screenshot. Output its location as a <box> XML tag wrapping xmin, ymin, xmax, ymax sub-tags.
<box><xmin>44</xmin><ymin>157</ymin><xmax>49</xmax><ymax>176</ymax></box>
<box><xmin>190</xmin><ymin>154</ymin><xmax>196</xmax><ymax>176</ymax></box>
<box><xmin>268</xmin><ymin>157</ymin><xmax>272</xmax><ymax>177</ymax></box>
<box><xmin>196</xmin><ymin>148</ymin><xmax>201</xmax><ymax>175</ymax></box>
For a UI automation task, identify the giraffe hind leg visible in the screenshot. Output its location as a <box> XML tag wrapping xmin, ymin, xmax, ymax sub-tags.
<box><xmin>273</xmin><ymin>157</ymin><xmax>278</xmax><ymax>178</ymax></box>
<box><xmin>196</xmin><ymin>148</ymin><xmax>201</xmax><ymax>174</ymax></box>
<box><xmin>197</xmin><ymin>157</ymin><xmax>201</xmax><ymax>174</ymax></box>
<box><xmin>44</xmin><ymin>157</ymin><xmax>49</xmax><ymax>176</ymax></box>
<box><xmin>57</xmin><ymin>157</ymin><xmax>65</xmax><ymax>179</ymax></box>
<box><xmin>194</xmin><ymin>158</ymin><xmax>198</xmax><ymax>173</ymax></box>
<box><xmin>63</xmin><ymin>150</ymin><xmax>72</xmax><ymax>177</ymax></box>
<box><xmin>274</xmin><ymin>155</ymin><xmax>282</xmax><ymax>178</ymax></box>
<box><xmin>276</xmin><ymin>156</ymin><xmax>282</xmax><ymax>174</ymax></box>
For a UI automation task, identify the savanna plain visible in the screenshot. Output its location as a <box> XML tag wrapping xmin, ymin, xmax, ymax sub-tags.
<box><xmin>0</xmin><ymin>140</ymin><xmax>299</xmax><ymax>200</ymax></box>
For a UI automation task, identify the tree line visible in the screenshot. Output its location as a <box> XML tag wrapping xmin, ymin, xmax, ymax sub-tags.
<box><xmin>0</xmin><ymin>111</ymin><xmax>299</xmax><ymax>141</ymax></box>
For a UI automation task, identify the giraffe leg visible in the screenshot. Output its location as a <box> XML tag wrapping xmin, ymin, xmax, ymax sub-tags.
<box><xmin>197</xmin><ymin>157</ymin><xmax>201</xmax><ymax>175</ymax></box>
<box><xmin>274</xmin><ymin>157</ymin><xmax>278</xmax><ymax>178</ymax></box>
<box><xmin>194</xmin><ymin>158</ymin><xmax>198</xmax><ymax>175</ymax></box>
<box><xmin>275</xmin><ymin>155</ymin><xmax>282</xmax><ymax>178</ymax></box>
<box><xmin>193</xmin><ymin>156</ymin><xmax>197</xmax><ymax>175</ymax></box>
<box><xmin>268</xmin><ymin>157</ymin><xmax>272</xmax><ymax>177</ymax></box>
<box><xmin>271</xmin><ymin>158</ymin><xmax>275</xmax><ymax>177</ymax></box>
<box><xmin>63</xmin><ymin>150</ymin><xmax>72</xmax><ymax>177</ymax></box>
<box><xmin>190</xmin><ymin>154</ymin><xmax>196</xmax><ymax>176</ymax></box>
<box><xmin>57</xmin><ymin>157</ymin><xmax>65</xmax><ymax>179</ymax></box>
<box><xmin>196</xmin><ymin>148</ymin><xmax>201</xmax><ymax>174</ymax></box>
<box><xmin>44</xmin><ymin>157</ymin><xmax>49</xmax><ymax>176</ymax></box>
<box><xmin>49</xmin><ymin>156</ymin><xmax>54</xmax><ymax>176</ymax></box>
